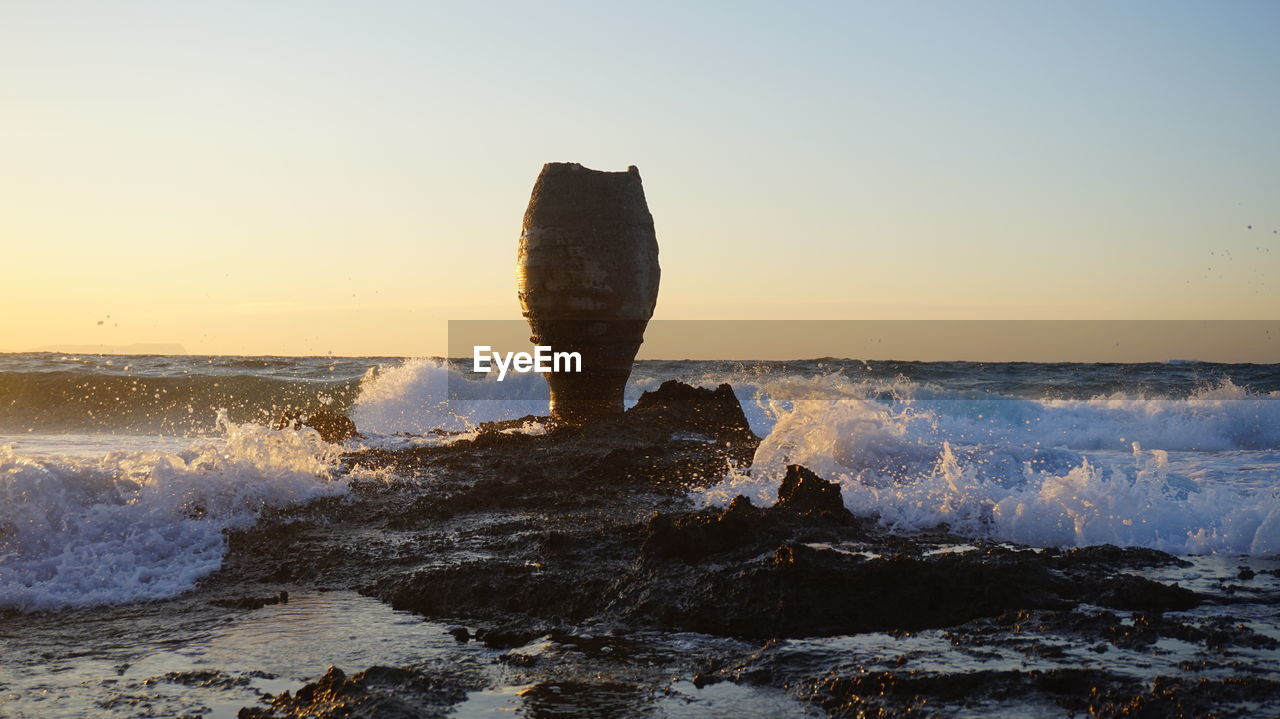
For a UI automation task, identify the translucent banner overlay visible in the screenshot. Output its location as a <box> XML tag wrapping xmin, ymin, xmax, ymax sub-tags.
<box><xmin>444</xmin><ymin>320</ymin><xmax>1279</xmax><ymax>402</ymax></box>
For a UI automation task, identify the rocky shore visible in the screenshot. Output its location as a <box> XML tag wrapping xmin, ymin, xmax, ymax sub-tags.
<box><xmin>194</xmin><ymin>381</ymin><xmax>1280</xmax><ymax>717</ymax></box>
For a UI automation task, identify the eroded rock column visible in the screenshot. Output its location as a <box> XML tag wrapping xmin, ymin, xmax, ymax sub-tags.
<box><xmin>517</xmin><ymin>163</ymin><xmax>660</xmax><ymax>422</ymax></box>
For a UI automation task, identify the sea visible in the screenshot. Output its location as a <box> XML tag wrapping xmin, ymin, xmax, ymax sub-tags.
<box><xmin>1</xmin><ymin>352</ymin><xmax>1278</xmax><ymax>716</ymax></box>
<box><xmin>3</xmin><ymin>352</ymin><xmax>1280</xmax><ymax>612</ymax></box>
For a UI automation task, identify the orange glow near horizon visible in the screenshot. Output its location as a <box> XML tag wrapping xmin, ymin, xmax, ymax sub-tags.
<box><xmin>2</xmin><ymin>2</ymin><xmax>1277</xmax><ymax>358</ymax></box>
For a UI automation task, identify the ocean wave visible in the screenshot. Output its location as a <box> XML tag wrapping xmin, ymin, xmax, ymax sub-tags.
<box><xmin>695</xmin><ymin>376</ymin><xmax>1280</xmax><ymax>555</ymax></box>
<box><xmin>347</xmin><ymin>363</ymin><xmax>1280</xmax><ymax>555</ymax></box>
<box><xmin>5</xmin><ymin>355</ymin><xmax>1279</xmax><ymax>562</ymax></box>
<box><xmin>0</xmin><ymin>413</ymin><xmax>346</xmax><ymax>612</ymax></box>
<box><xmin>728</xmin><ymin>375</ymin><xmax>1280</xmax><ymax>450</ymax></box>
<box><xmin>0</xmin><ymin>371</ymin><xmax>363</xmax><ymax>434</ymax></box>
<box><xmin>350</xmin><ymin>358</ymin><xmax>550</xmax><ymax>435</ymax></box>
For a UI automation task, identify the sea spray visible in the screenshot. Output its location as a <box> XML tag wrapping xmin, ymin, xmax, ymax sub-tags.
<box><xmin>349</xmin><ymin>360</ymin><xmax>1280</xmax><ymax>555</ymax></box>
<box><xmin>4</xmin><ymin>353</ymin><xmax>1278</xmax><ymax>561</ymax></box>
<box><xmin>696</xmin><ymin>375</ymin><xmax>1280</xmax><ymax>555</ymax></box>
<box><xmin>0</xmin><ymin>412</ymin><xmax>346</xmax><ymax>612</ymax></box>
<box><xmin>0</xmin><ymin>366</ymin><xmax>365</xmax><ymax>435</ymax></box>
<box><xmin>350</xmin><ymin>357</ymin><xmax>550</xmax><ymax>435</ymax></box>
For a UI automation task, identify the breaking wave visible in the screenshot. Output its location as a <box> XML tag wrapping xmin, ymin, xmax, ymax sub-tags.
<box><xmin>346</xmin><ymin>361</ymin><xmax>1280</xmax><ymax>555</ymax></box>
<box><xmin>0</xmin><ymin>370</ymin><xmax>364</xmax><ymax>435</ymax></box>
<box><xmin>5</xmin><ymin>352</ymin><xmax>1279</xmax><ymax>606</ymax></box>
<box><xmin>351</xmin><ymin>358</ymin><xmax>550</xmax><ymax>435</ymax></box>
<box><xmin>0</xmin><ymin>414</ymin><xmax>346</xmax><ymax>612</ymax></box>
<box><xmin>697</xmin><ymin>376</ymin><xmax>1280</xmax><ymax>555</ymax></box>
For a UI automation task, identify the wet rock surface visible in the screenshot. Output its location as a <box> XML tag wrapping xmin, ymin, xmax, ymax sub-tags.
<box><xmin>274</xmin><ymin>407</ymin><xmax>360</xmax><ymax>444</ymax></box>
<box><xmin>137</xmin><ymin>381</ymin><xmax>1280</xmax><ymax>716</ymax></box>
<box><xmin>797</xmin><ymin>669</ymin><xmax>1280</xmax><ymax>719</ymax></box>
<box><xmin>237</xmin><ymin>665</ymin><xmax>482</xmax><ymax>719</ymax></box>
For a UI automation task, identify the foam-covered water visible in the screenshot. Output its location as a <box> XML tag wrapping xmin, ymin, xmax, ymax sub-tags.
<box><xmin>0</xmin><ymin>413</ymin><xmax>345</xmax><ymax>612</ymax></box>
<box><xmin>2</xmin><ymin>352</ymin><xmax>1278</xmax><ymax>614</ymax></box>
<box><xmin>349</xmin><ymin>358</ymin><xmax>1280</xmax><ymax>556</ymax></box>
<box><xmin>0</xmin><ymin>353</ymin><xmax>380</xmax><ymax>435</ymax></box>
<box><xmin>351</xmin><ymin>357</ymin><xmax>550</xmax><ymax>435</ymax></box>
<box><xmin>698</xmin><ymin>375</ymin><xmax>1280</xmax><ymax>556</ymax></box>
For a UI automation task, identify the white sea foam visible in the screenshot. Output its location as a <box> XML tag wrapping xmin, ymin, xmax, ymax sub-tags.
<box><xmin>696</xmin><ymin>375</ymin><xmax>1280</xmax><ymax>555</ymax></box>
<box><xmin>349</xmin><ymin>358</ymin><xmax>680</xmax><ymax>437</ymax></box>
<box><xmin>6</xmin><ymin>358</ymin><xmax>1276</xmax><ymax>615</ymax></box>
<box><xmin>0</xmin><ymin>412</ymin><xmax>345</xmax><ymax>612</ymax></box>
<box><xmin>707</xmin><ymin>374</ymin><xmax>1280</xmax><ymax>449</ymax></box>
<box><xmin>343</xmin><ymin>359</ymin><xmax>1280</xmax><ymax>555</ymax></box>
<box><xmin>351</xmin><ymin>358</ymin><xmax>550</xmax><ymax>435</ymax></box>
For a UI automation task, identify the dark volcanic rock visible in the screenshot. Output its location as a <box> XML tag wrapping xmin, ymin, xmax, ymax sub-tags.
<box><xmin>1053</xmin><ymin>544</ymin><xmax>1193</xmax><ymax>570</ymax></box>
<box><xmin>359</xmin><ymin>435</ymin><xmax>1199</xmax><ymax>639</ymax></box>
<box><xmin>157</xmin><ymin>669</ymin><xmax>254</xmax><ymax>689</ymax></box>
<box><xmin>640</xmin><ymin>495</ymin><xmax>782</xmax><ymax>563</ymax></box>
<box><xmin>274</xmin><ymin>408</ymin><xmax>360</xmax><ymax>444</ymax></box>
<box><xmin>1081</xmin><ymin>675</ymin><xmax>1280</xmax><ymax>719</ymax></box>
<box><xmin>639</xmin><ymin>466</ymin><xmax>861</xmax><ymax>565</ymax></box>
<box><xmin>618</xmin><ymin>540</ymin><xmax>1071</xmax><ymax>638</ymax></box>
<box><xmin>518</xmin><ymin>162</ymin><xmax>659</xmax><ymax>423</ymax></box>
<box><xmin>211</xmin><ymin>590</ymin><xmax>290</xmax><ymax>611</ymax></box>
<box><xmin>375</xmin><ymin>560</ymin><xmax>610</xmax><ymax>626</ymax></box>
<box><xmin>797</xmin><ymin>666</ymin><xmax>1280</xmax><ymax>719</ymax></box>
<box><xmin>776</xmin><ymin>464</ymin><xmax>852</xmax><ymax>521</ymax></box>
<box><xmin>626</xmin><ymin>381</ymin><xmax>756</xmax><ymax>446</ymax></box>
<box><xmin>206</xmin><ymin>378</ymin><xmax>1243</xmax><ymax>716</ymax></box>
<box><xmin>1095</xmin><ymin>573</ymin><xmax>1200</xmax><ymax>612</ymax></box>
<box><xmin>802</xmin><ymin>667</ymin><xmax>1124</xmax><ymax>718</ymax></box>
<box><xmin>238</xmin><ymin>665</ymin><xmax>478</xmax><ymax>719</ymax></box>
<box><xmin>949</xmin><ymin>607</ymin><xmax>1280</xmax><ymax>657</ymax></box>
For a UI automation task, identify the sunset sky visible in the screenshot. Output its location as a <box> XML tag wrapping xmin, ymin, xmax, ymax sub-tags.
<box><xmin>2</xmin><ymin>1</ymin><xmax>1277</xmax><ymax>357</ymax></box>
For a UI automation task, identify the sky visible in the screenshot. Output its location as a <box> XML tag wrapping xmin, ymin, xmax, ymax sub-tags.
<box><xmin>2</xmin><ymin>1</ymin><xmax>1278</xmax><ymax>357</ymax></box>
